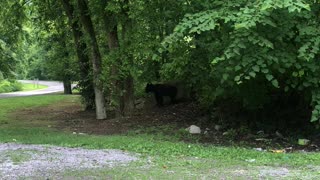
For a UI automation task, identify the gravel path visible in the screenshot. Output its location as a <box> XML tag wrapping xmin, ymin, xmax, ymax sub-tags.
<box><xmin>0</xmin><ymin>143</ymin><xmax>138</xmax><ymax>179</ymax></box>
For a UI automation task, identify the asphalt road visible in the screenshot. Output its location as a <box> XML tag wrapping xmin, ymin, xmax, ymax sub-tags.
<box><xmin>0</xmin><ymin>80</ymin><xmax>64</xmax><ymax>98</ymax></box>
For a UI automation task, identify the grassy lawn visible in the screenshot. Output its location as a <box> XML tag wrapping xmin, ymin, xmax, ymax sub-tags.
<box><xmin>0</xmin><ymin>95</ymin><xmax>320</xmax><ymax>179</ymax></box>
<box><xmin>21</xmin><ymin>83</ymin><xmax>48</xmax><ymax>91</ymax></box>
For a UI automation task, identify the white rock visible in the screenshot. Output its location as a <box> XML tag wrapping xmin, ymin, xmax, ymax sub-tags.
<box><xmin>214</xmin><ymin>125</ymin><xmax>222</xmax><ymax>131</ymax></box>
<box><xmin>245</xmin><ymin>159</ymin><xmax>256</xmax><ymax>163</ymax></box>
<box><xmin>275</xmin><ymin>131</ymin><xmax>284</xmax><ymax>138</ymax></box>
<box><xmin>257</xmin><ymin>130</ymin><xmax>264</xmax><ymax>135</ymax></box>
<box><xmin>186</xmin><ymin>125</ymin><xmax>201</xmax><ymax>134</ymax></box>
<box><xmin>204</xmin><ymin>128</ymin><xmax>210</xmax><ymax>134</ymax></box>
<box><xmin>222</xmin><ymin>131</ymin><xmax>229</xmax><ymax>136</ymax></box>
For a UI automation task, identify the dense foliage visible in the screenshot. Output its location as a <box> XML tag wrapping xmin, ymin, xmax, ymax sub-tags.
<box><xmin>0</xmin><ymin>1</ymin><xmax>25</xmax><ymax>79</ymax></box>
<box><xmin>162</xmin><ymin>0</ymin><xmax>320</xmax><ymax>127</ymax></box>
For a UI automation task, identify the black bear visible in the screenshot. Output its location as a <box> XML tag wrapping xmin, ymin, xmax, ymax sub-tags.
<box><xmin>145</xmin><ymin>83</ymin><xmax>177</xmax><ymax>106</ymax></box>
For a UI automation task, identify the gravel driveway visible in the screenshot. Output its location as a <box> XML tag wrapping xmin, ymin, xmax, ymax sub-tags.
<box><xmin>0</xmin><ymin>143</ymin><xmax>138</xmax><ymax>179</ymax></box>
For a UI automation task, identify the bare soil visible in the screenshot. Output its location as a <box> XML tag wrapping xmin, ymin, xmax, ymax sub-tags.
<box><xmin>11</xmin><ymin>97</ymin><xmax>320</xmax><ymax>152</ymax></box>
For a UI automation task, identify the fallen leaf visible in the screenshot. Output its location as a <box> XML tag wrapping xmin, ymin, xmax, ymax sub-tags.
<box><xmin>270</xmin><ymin>149</ymin><xmax>285</xmax><ymax>153</ymax></box>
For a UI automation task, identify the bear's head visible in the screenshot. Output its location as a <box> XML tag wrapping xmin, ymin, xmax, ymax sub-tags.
<box><xmin>145</xmin><ymin>83</ymin><xmax>155</xmax><ymax>93</ymax></box>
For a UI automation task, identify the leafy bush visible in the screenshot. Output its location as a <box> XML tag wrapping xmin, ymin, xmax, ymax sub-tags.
<box><xmin>0</xmin><ymin>80</ymin><xmax>23</xmax><ymax>93</ymax></box>
<box><xmin>162</xmin><ymin>0</ymin><xmax>320</xmax><ymax>125</ymax></box>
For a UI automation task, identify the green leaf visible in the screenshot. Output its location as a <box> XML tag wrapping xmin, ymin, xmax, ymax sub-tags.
<box><xmin>249</xmin><ymin>71</ymin><xmax>256</xmax><ymax>78</ymax></box>
<box><xmin>303</xmin><ymin>82</ymin><xmax>311</xmax><ymax>87</ymax></box>
<box><xmin>298</xmin><ymin>70</ymin><xmax>305</xmax><ymax>77</ymax></box>
<box><xmin>262</xmin><ymin>69</ymin><xmax>269</xmax><ymax>73</ymax></box>
<box><xmin>225</xmin><ymin>52</ymin><xmax>233</xmax><ymax>59</ymax></box>
<box><xmin>295</xmin><ymin>64</ymin><xmax>302</xmax><ymax>69</ymax></box>
<box><xmin>233</xmin><ymin>48</ymin><xmax>240</xmax><ymax>55</ymax></box>
<box><xmin>284</xmin><ymin>86</ymin><xmax>289</xmax><ymax>92</ymax></box>
<box><xmin>252</xmin><ymin>65</ymin><xmax>260</xmax><ymax>72</ymax></box>
<box><xmin>238</xmin><ymin>42</ymin><xmax>246</xmax><ymax>49</ymax></box>
<box><xmin>261</xmin><ymin>3</ymin><xmax>272</xmax><ymax>11</ymax></box>
<box><xmin>152</xmin><ymin>54</ymin><xmax>159</xmax><ymax>60</ymax></box>
<box><xmin>278</xmin><ymin>68</ymin><xmax>286</xmax><ymax>74</ymax></box>
<box><xmin>242</xmin><ymin>61</ymin><xmax>249</xmax><ymax>66</ymax></box>
<box><xmin>271</xmin><ymin>79</ymin><xmax>279</xmax><ymax>88</ymax></box>
<box><xmin>311</xmin><ymin>115</ymin><xmax>318</xmax><ymax>122</ymax></box>
<box><xmin>257</xmin><ymin>60</ymin><xmax>264</xmax><ymax>65</ymax></box>
<box><xmin>223</xmin><ymin>74</ymin><xmax>229</xmax><ymax>81</ymax></box>
<box><xmin>235</xmin><ymin>23</ymin><xmax>247</xmax><ymax>29</ymax></box>
<box><xmin>234</xmin><ymin>76</ymin><xmax>241</xmax><ymax>82</ymax></box>
<box><xmin>266</xmin><ymin>74</ymin><xmax>273</xmax><ymax>81</ymax></box>
<box><xmin>235</xmin><ymin>65</ymin><xmax>242</xmax><ymax>71</ymax></box>
<box><xmin>292</xmin><ymin>72</ymin><xmax>298</xmax><ymax>77</ymax></box>
<box><xmin>236</xmin><ymin>81</ymin><xmax>243</xmax><ymax>85</ymax></box>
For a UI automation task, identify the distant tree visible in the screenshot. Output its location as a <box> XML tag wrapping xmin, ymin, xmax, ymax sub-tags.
<box><xmin>23</xmin><ymin>0</ymin><xmax>76</xmax><ymax>94</ymax></box>
<box><xmin>0</xmin><ymin>1</ymin><xmax>25</xmax><ymax>79</ymax></box>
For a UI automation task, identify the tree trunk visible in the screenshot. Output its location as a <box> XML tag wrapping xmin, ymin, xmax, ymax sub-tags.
<box><xmin>107</xmin><ymin>26</ymin><xmax>122</xmax><ymax>117</ymax></box>
<box><xmin>77</xmin><ymin>0</ymin><xmax>107</xmax><ymax>120</ymax></box>
<box><xmin>120</xmin><ymin>21</ymin><xmax>135</xmax><ymax>116</ymax></box>
<box><xmin>106</xmin><ymin>23</ymin><xmax>135</xmax><ymax>117</ymax></box>
<box><xmin>63</xmin><ymin>79</ymin><xmax>72</xmax><ymax>94</ymax></box>
<box><xmin>102</xmin><ymin>1</ymin><xmax>135</xmax><ymax>116</ymax></box>
<box><xmin>59</xmin><ymin>0</ymin><xmax>95</xmax><ymax>110</ymax></box>
<box><xmin>123</xmin><ymin>75</ymin><xmax>134</xmax><ymax>115</ymax></box>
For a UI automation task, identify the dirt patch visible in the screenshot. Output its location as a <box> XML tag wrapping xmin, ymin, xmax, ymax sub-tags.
<box><xmin>11</xmin><ymin>97</ymin><xmax>200</xmax><ymax>135</ymax></box>
<box><xmin>9</xmin><ymin>97</ymin><xmax>320</xmax><ymax>152</ymax></box>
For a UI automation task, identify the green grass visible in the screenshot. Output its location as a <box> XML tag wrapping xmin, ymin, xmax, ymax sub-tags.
<box><xmin>21</xmin><ymin>83</ymin><xmax>47</xmax><ymax>91</ymax></box>
<box><xmin>0</xmin><ymin>95</ymin><xmax>68</xmax><ymax>125</ymax></box>
<box><xmin>1</xmin><ymin>127</ymin><xmax>319</xmax><ymax>166</ymax></box>
<box><xmin>0</xmin><ymin>95</ymin><xmax>320</xmax><ymax>179</ymax></box>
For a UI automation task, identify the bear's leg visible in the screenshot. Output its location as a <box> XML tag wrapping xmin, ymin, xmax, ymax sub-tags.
<box><xmin>155</xmin><ymin>93</ymin><xmax>164</xmax><ymax>106</ymax></box>
<box><xmin>170</xmin><ymin>95</ymin><xmax>176</xmax><ymax>104</ymax></box>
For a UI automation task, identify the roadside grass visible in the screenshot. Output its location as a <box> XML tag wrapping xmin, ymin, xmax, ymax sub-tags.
<box><xmin>21</xmin><ymin>83</ymin><xmax>47</xmax><ymax>91</ymax></box>
<box><xmin>0</xmin><ymin>95</ymin><xmax>320</xmax><ymax>178</ymax></box>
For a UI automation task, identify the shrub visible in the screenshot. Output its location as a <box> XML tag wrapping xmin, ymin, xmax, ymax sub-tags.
<box><xmin>162</xmin><ymin>0</ymin><xmax>320</xmax><ymax>125</ymax></box>
<box><xmin>0</xmin><ymin>80</ymin><xmax>23</xmax><ymax>93</ymax></box>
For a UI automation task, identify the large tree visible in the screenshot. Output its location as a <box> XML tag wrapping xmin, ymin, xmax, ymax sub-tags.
<box><xmin>60</xmin><ymin>0</ymin><xmax>95</xmax><ymax>109</ymax></box>
<box><xmin>77</xmin><ymin>0</ymin><xmax>107</xmax><ymax>119</ymax></box>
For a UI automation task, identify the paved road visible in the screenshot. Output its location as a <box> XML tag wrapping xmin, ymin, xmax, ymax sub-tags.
<box><xmin>0</xmin><ymin>80</ymin><xmax>64</xmax><ymax>98</ymax></box>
